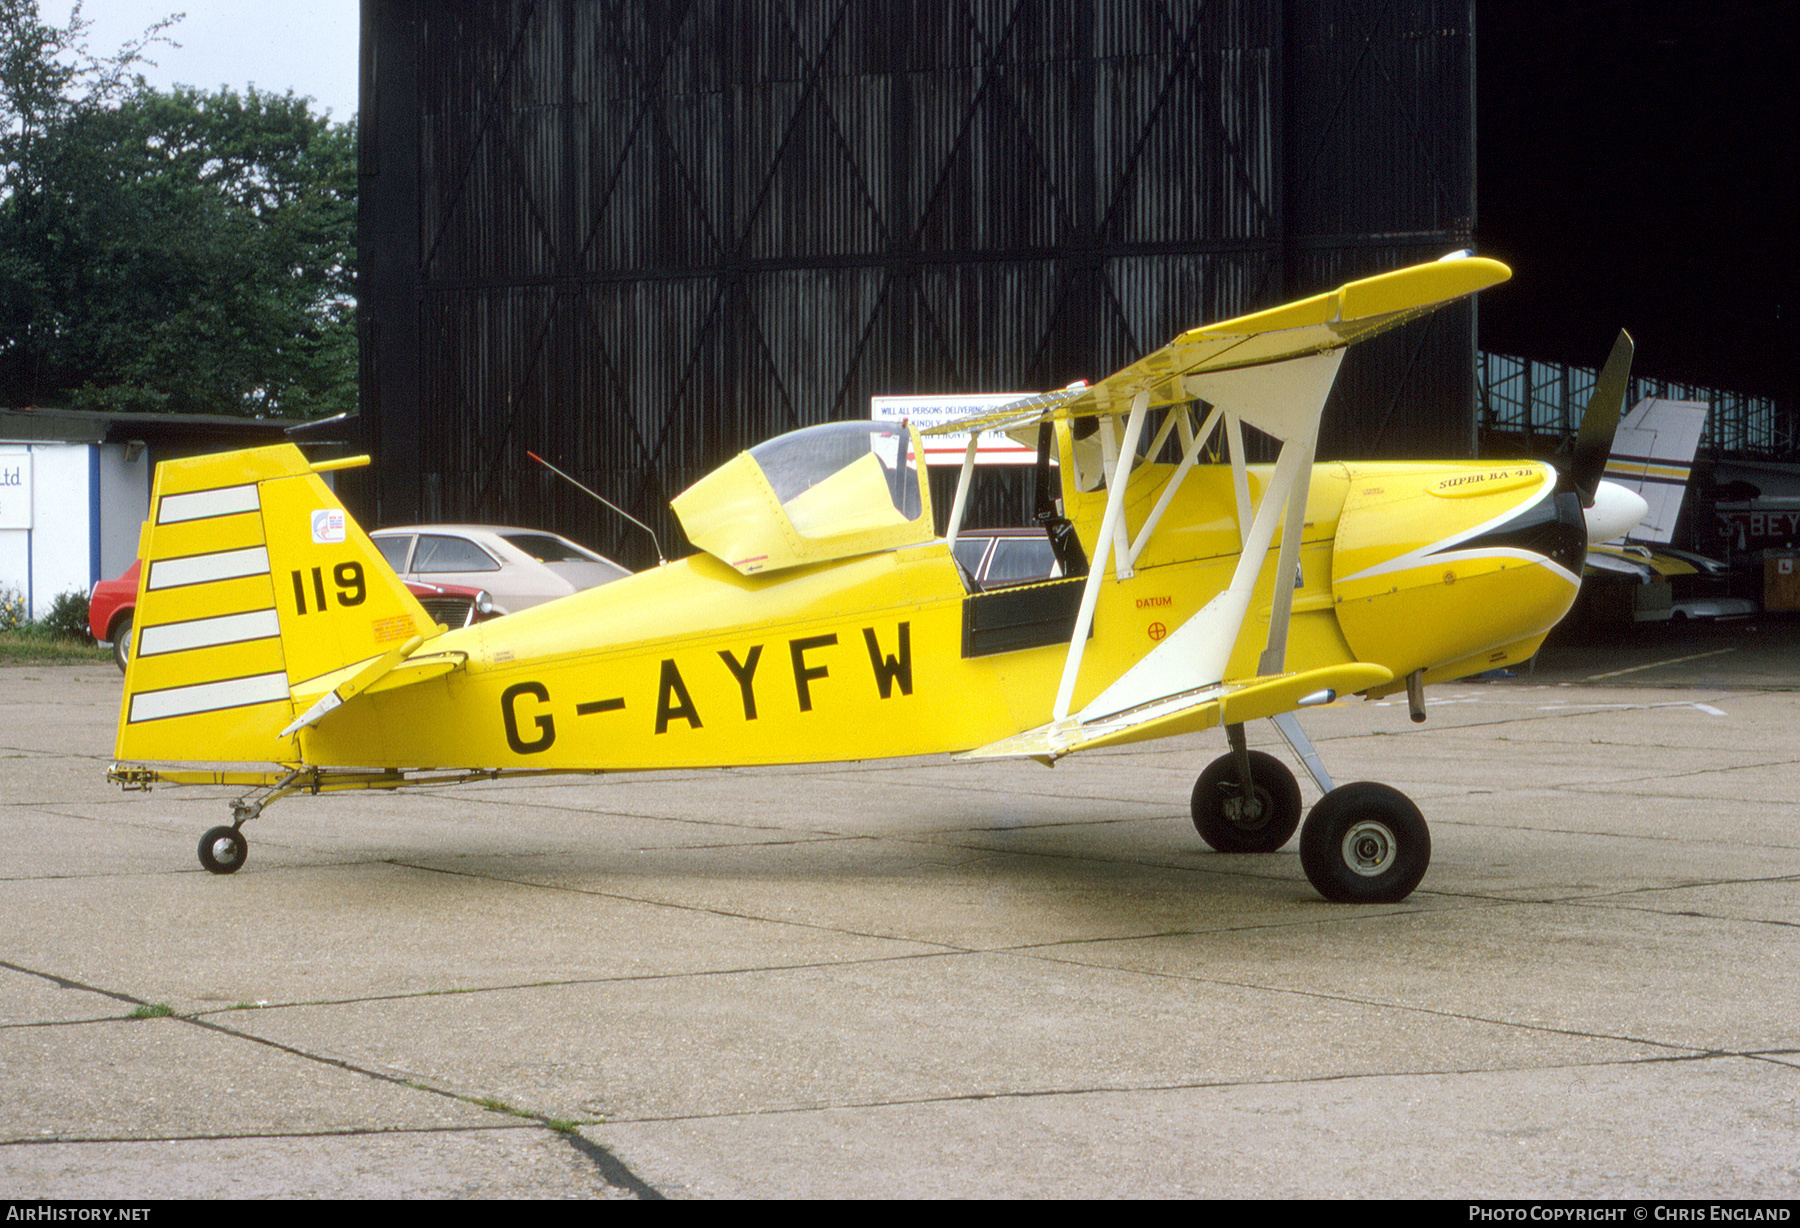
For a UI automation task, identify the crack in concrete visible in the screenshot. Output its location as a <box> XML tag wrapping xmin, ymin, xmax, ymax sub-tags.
<box><xmin>585</xmin><ymin>1047</ymin><xmax>1793</xmax><ymax>1126</ymax></box>
<box><xmin>0</xmin><ymin>955</ymin><xmax>664</xmax><ymax>1199</ymax></box>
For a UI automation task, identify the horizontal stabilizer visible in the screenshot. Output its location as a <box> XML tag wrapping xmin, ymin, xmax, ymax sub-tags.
<box><xmin>287</xmin><ymin>648</ymin><xmax>467</xmax><ymax>713</ymax></box>
<box><xmin>281</xmin><ymin>635</ymin><xmax>451</xmax><ymax>737</ymax></box>
<box><xmin>957</xmin><ymin>663</ymin><xmax>1393</xmax><ymax>763</ymax></box>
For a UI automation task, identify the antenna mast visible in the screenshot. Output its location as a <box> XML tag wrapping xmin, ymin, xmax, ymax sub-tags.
<box><xmin>527</xmin><ymin>452</ymin><xmax>667</xmax><ymax>567</ymax></box>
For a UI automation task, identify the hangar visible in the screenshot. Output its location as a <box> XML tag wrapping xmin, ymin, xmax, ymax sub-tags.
<box><xmin>351</xmin><ymin>0</ymin><xmax>1480</xmax><ymax>567</ymax></box>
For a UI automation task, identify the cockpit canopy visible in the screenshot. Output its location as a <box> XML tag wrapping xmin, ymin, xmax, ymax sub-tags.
<box><xmin>672</xmin><ymin>421</ymin><xmax>934</xmax><ymax>575</ymax></box>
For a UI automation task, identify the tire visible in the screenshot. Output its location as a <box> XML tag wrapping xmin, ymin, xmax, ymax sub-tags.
<box><xmin>1190</xmin><ymin>750</ymin><xmax>1302</xmax><ymax>853</ymax></box>
<box><xmin>111</xmin><ymin>611</ymin><xmax>134</xmax><ymax>673</ymax></box>
<box><xmin>1299</xmin><ymin>782</ymin><xmax>1430</xmax><ymax>903</ymax></box>
<box><xmin>198</xmin><ymin>826</ymin><xmax>248</xmax><ymax>875</ymax></box>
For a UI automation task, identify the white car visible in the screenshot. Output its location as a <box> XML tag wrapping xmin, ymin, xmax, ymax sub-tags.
<box><xmin>372</xmin><ymin>525</ymin><xmax>630</xmax><ymax>615</ymax></box>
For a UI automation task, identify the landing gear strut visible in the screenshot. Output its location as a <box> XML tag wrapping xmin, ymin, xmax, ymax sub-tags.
<box><xmin>1190</xmin><ymin>721</ymin><xmax>1432</xmax><ymax>902</ymax></box>
<box><xmin>193</xmin><ymin>770</ymin><xmax>301</xmax><ymax>874</ymax></box>
<box><xmin>1190</xmin><ymin>725</ymin><xmax>1302</xmax><ymax>853</ymax></box>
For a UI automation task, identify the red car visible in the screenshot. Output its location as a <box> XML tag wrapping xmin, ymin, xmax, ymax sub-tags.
<box><xmin>87</xmin><ymin>563</ymin><xmax>141</xmax><ymax>672</ymax></box>
<box><xmin>90</xmin><ymin>561</ymin><xmax>494</xmax><ymax>672</ymax></box>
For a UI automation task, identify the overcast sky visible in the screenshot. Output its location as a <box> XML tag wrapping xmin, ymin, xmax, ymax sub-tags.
<box><xmin>63</xmin><ymin>0</ymin><xmax>359</xmax><ymax>121</ymax></box>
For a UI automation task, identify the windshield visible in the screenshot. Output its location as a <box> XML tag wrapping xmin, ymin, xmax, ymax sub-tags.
<box><xmin>412</xmin><ymin>535</ymin><xmax>500</xmax><ymax>573</ymax></box>
<box><xmin>748</xmin><ymin>422</ymin><xmax>922</xmax><ymax>538</ymax></box>
<box><xmin>672</xmin><ymin>420</ymin><xmax>935</xmax><ymax>576</ymax></box>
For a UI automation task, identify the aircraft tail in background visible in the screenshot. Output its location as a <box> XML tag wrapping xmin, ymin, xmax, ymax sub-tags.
<box><xmin>1603</xmin><ymin>397</ymin><xmax>1709</xmax><ymax>544</ymax></box>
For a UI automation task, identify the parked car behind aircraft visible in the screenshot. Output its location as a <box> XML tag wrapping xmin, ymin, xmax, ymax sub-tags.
<box><xmin>88</xmin><ymin>564</ymin><xmax>140</xmax><ymax>671</ymax></box>
<box><xmin>1584</xmin><ymin>542</ymin><xmax>1758</xmax><ymax>623</ymax></box>
<box><xmin>371</xmin><ymin>526</ymin><xmax>630</xmax><ymax>615</ymax></box>
<box><xmin>91</xmin><ymin>560</ymin><xmax>495</xmax><ymax>672</ymax></box>
<box><xmin>407</xmin><ymin>579</ymin><xmax>499</xmax><ymax>630</ymax></box>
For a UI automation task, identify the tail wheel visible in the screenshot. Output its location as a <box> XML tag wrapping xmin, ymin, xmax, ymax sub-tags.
<box><xmin>198</xmin><ymin>826</ymin><xmax>248</xmax><ymax>875</ymax></box>
<box><xmin>1191</xmin><ymin>750</ymin><xmax>1302</xmax><ymax>853</ymax></box>
<box><xmin>1299</xmin><ymin>782</ymin><xmax>1429</xmax><ymax>903</ymax></box>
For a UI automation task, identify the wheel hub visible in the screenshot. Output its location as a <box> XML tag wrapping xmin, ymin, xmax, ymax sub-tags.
<box><xmin>1341</xmin><ymin>820</ymin><xmax>1397</xmax><ymax>877</ymax></box>
<box><xmin>1222</xmin><ymin>787</ymin><xmax>1270</xmax><ymax>829</ymax></box>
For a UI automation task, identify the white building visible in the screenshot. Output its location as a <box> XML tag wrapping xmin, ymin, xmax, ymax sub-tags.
<box><xmin>0</xmin><ymin>411</ymin><xmax>293</xmax><ymax>620</ymax></box>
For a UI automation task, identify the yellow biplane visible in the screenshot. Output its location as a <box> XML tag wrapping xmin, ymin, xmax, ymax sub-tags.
<box><xmin>108</xmin><ymin>253</ymin><xmax>1645</xmax><ymax>902</ymax></box>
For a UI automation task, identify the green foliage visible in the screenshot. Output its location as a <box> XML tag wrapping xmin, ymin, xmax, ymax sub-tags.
<box><xmin>0</xmin><ymin>588</ymin><xmax>90</xmax><ymax>638</ymax></box>
<box><xmin>0</xmin><ymin>5</ymin><xmax>356</xmax><ymax>418</ymax></box>
<box><xmin>0</xmin><ymin>585</ymin><xmax>109</xmax><ymax>661</ymax></box>
<box><xmin>40</xmin><ymin>589</ymin><xmax>89</xmax><ymax>640</ymax></box>
<box><xmin>0</xmin><ymin>1</ymin><xmax>167</xmax><ymax>146</ymax></box>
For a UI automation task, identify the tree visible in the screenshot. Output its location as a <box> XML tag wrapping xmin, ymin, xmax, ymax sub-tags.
<box><xmin>0</xmin><ymin>0</ymin><xmax>169</xmax><ymax>173</ymax></box>
<box><xmin>0</xmin><ymin>4</ymin><xmax>357</xmax><ymax>418</ymax></box>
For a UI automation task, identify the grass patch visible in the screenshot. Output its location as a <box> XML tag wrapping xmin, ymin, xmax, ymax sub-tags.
<box><xmin>413</xmin><ymin>1087</ymin><xmax>597</xmax><ymax>1135</ymax></box>
<box><xmin>469</xmin><ymin>1096</ymin><xmax>594</xmax><ymax>1133</ymax></box>
<box><xmin>471</xmin><ymin>1096</ymin><xmax>534</xmax><ymax>1119</ymax></box>
<box><xmin>129</xmin><ymin>1003</ymin><xmax>176</xmax><ymax>1019</ymax></box>
<box><xmin>0</xmin><ymin>630</ymin><xmax>110</xmax><ymax>665</ymax></box>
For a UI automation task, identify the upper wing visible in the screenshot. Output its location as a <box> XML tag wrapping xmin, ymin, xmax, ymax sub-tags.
<box><xmin>926</xmin><ymin>253</ymin><xmax>1511</xmax><ymax>444</ymax></box>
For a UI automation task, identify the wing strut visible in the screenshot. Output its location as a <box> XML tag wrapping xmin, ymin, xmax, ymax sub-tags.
<box><xmin>1258</xmin><ymin>428</ymin><xmax>1316</xmax><ymax>677</ymax></box>
<box><xmin>944</xmin><ymin>433</ymin><xmax>980</xmax><ymax>553</ymax></box>
<box><xmin>1124</xmin><ymin>402</ymin><xmax>1223</xmax><ymax>571</ymax></box>
<box><xmin>1073</xmin><ymin>350</ymin><xmax>1342</xmax><ymax>723</ymax></box>
<box><xmin>1052</xmin><ymin>390</ymin><xmax>1151</xmax><ymax>722</ymax></box>
<box><xmin>1226</xmin><ymin>415</ymin><xmax>1253</xmax><ymax>548</ymax></box>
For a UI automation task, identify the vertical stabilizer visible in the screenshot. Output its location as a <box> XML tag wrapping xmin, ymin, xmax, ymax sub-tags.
<box><xmin>1604</xmin><ymin>398</ymin><xmax>1709</xmax><ymax>544</ymax></box>
<box><xmin>115</xmin><ymin>445</ymin><xmax>435</xmax><ymax>765</ymax></box>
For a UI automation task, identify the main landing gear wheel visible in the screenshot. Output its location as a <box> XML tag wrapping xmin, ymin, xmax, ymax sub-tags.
<box><xmin>1299</xmin><ymin>782</ymin><xmax>1429</xmax><ymax>903</ymax></box>
<box><xmin>1191</xmin><ymin>750</ymin><xmax>1302</xmax><ymax>853</ymax></box>
<box><xmin>198</xmin><ymin>826</ymin><xmax>248</xmax><ymax>875</ymax></box>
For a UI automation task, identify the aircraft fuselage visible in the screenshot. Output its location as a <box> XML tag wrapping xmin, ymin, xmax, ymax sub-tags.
<box><xmin>295</xmin><ymin>456</ymin><xmax>1582</xmax><ymax>773</ymax></box>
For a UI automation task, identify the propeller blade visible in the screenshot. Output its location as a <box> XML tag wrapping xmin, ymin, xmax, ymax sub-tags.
<box><xmin>1566</xmin><ymin>329</ymin><xmax>1634</xmax><ymax>507</ymax></box>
